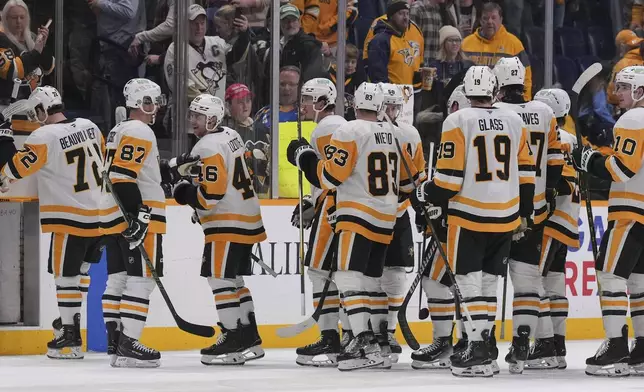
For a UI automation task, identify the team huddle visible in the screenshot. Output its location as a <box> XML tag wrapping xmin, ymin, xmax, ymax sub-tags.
<box><xmin>0</xmin><ymin>56</ymin><xmax>643</xmax><ymax>378</ymax></box>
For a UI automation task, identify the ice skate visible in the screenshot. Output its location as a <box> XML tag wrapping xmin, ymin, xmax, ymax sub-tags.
<box><xmin>373</xmin><ymin>331</ymin><xmax>392</xmax><ymax>369</ymax></box>
<box><xmin>241</xmin><ymin>312</ymin><xmax>264</xmax><ymax>361</ymax></box>
<box><xmin>505</xmin><ymin>325</ymin><xmax>530</xmax><ymax>374</ymax></box>
<box><xmin>341</xmin><ymin>329</ymin><xmax>353</xmax><ymax>350</ymax></box>
<box><xmin>449</xmin><ymin>334</ymin><xmax>493</xmax><ymax>378</ymax></box>
<box><xmin>337</xmin><ymin>331</ymin><xmax>384</xmax><ymax>371</ymax></box>
<box><xmin>554</xmin><ymin>334</ymin><xmax>567</xmax><ymax>369</ymax></box>
<box><xmin>295</xmin><ymin>330</ymin><xmax>341</xmax><ymax>367</ymax></box>
<box><xmin>526</xmin><ymin>337</ymin><xmax>558</xmax><ymax>369</ymax></box>
<box><xmin>487</xmin><ymin>325</ymin><xmax>500</xmax><ymax>374</ymax></box>
<box><xmin>453</xmin><ymin>331</ymin><xmax>468</xmax><ymax>354</ymax></box>
<box><xmin>387</xmin><ymin>332</ymin><xmax>402</xmax><ymax>363</ymax></box>
<box><xmin>113</xmin><ymin>334</ymin><xmax>160</xmax><ymax>368</ymax></box>
<box><xmin>585</xmin><ymin>325</ymin><xmax>630</xmax><ymax>377</ymax></box>
<box><xmin>201</xmin><ymin>322</ymin><xmax>246</xmax><ymax>366</ymax></box>
<box><xmin>46</xmin><ymin>314</ymin><xmax>83</xmax><ymax>360</ymax></box>
<box><xmin>629</xmin><ymin>337</ymin><xmax>644</xmax><ymax>375</ymax></box>
<box><xmin>411</xmin><ymin>336</ymin><xmax>453</xmax><ymax>369</ymax></box>
<box><xmin>105</xmin><ymin>321</ymin><xmax>121</xmax><ymax>366</ymax></box>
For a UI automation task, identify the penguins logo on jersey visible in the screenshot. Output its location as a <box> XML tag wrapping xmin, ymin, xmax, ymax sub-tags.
<box><xmin>193</xmin><ymin>61</ymin><xmax>226</xmax><ymax>92</ymax></box>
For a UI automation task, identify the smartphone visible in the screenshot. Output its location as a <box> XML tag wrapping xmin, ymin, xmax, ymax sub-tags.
<box><xmin>235</xmin><ymin>7</ymin><xmax>243</xmax><ymax>19</ymax></box>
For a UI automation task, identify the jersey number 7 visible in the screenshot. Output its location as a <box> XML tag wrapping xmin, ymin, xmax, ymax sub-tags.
<box><xmin>66</xmin><ymin>144</ymin><xmax>103</xmax><ymax>192</ymax></box>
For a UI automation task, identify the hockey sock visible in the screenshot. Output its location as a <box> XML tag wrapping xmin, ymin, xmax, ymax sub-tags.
<box><xmin>335</xmin><ymin>271</ymin><xmax>370</xmax><ymax>335</ymax></box>
<box><xmin>120</xmin><ymin>276</ymin><xmax>155</xmax><ymax>340</ymax></box>
<box><xmin>422</xmin><ymin>277</ymin><xmax>454</xmax><ymax>338</ymax></box>
<box><xmin>308</xmin><ymin>268</ymin><xmax>340</xmax><ymax>332</ymax></box>
<box><xmin>455</xmin><ymin>270</ymin><xmax>486</xmax><ymax>341</ymax></box>
<box><xmin>535</xmin><ymin>296</ymin><xmax>554</xmax><ymax>339</ymax></box>
<box><xmin>55</xmin><ymin>276</ymin><xmax>82</xmax><ymax>324</ymax></box>
<box><xmin>339</xmin><ymin>302</ymin><xmax>352</xmax><ymax>332</ymax></box>
<box><xmin>209</xmin><ymin>277</ymin><xmax>242</xmax><ymax>330</ymax></box>
<box><xmin>102</xmin><ymin>272</ymin><xmax>126</xmax><ymax>327</ymax></box>
<box><xmin>509</xmin><ymin>260</ymin><xmax>540</xmax><ymax>337</ymax></box>
<box><xmin>597</xmin><ymin>271</ymin><xmax>628</xmax><ymax>338</ymax></box>
<box><xmin>235</xmin><ymin>277</ymin><xmax>254</xmax><ymax>325</ymax></box>
<box><xmin>482</xmin><ymin>272</ymin><xmax>498</xmax><ymax>331</ymax></box>
<box><xmin>381</xmin><ymin>267</ymin><xmax>406</xmax><ymax>333</ymax></box>
<box><xmin>365</xmin><ymin>276</ymin><xmax>388</xmax><ymax>334</ymax></box>
<box><xmin>628</xmin><ymin>273</ymin><xmax>644</xmax><ymax>337</ymax></box>
<box><xmin>544</xmin><ymin>271</ymin><xmax>567</xmax><ymax>336</ymax></box>
<box><xmin>80</xmin><ymin>262</ymin><xmax>91</xmax><ymax>304</ymax></box>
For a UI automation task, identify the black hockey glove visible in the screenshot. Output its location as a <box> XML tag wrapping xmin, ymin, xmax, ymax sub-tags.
<box><xmin>173</xmin><ymin>153</ymin><xmax>201</xmax><ymax>178</ymax></box>
<box><xmin>122</xmin><ymin>204</ymin><xmax>151</xmax><ymax>250</ymax></box>
<box><xmin>160</xmin><ymin>159</ymin><xmax>180</xmax><ymax>185</ymax></box>
<box><xmin>571</xmin><ymin>145</ymin><xmax>600</xmax><ymax>173</ymax></box>
<box><xmin>545</xmin><ymin>188</ymin><xmax>558</xmax><ymax>219</ymax></box>
<box><xmin>291</xmin><ymin>195</ymin><xmax>315</xmax><ymax>229</ymax></box>
<box><xmin>286</xmin><ymin>138</ymin><xmax>314</xmax><ymax>168</ymax></box>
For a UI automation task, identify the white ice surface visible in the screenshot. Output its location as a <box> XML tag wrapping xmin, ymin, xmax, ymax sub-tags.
<box><xmin>1</xmin><ymin>340</ymin><xmax>641</xmax><ymax>392</ymax></box>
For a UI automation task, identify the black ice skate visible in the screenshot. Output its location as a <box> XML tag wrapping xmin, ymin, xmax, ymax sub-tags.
<box><xmin>629</xmin><ymin>337</ymin><xmax>644</xmax><ymax>375</ymax></box>
<box><xmin>388</xmin><ymin>331</ymin><xmax>402</xmax><ymax>363</ymax></box>
<box><xmin>411</xmin><ymin>336</ymin><xmax>453</xmax><ymax>369</ymax></box>
<box><xmin>105</xmin><ymin>321</ymin><xmax>121</xmax><ymax>366</ymax></box>
<box><xmin>453</xmin><ymin>331</ymin><xmax>468</xmax><ymax>355</ymax></box>
<box><xmin>554</xmin><ymin>334</ymin><xmax>567</xmax><ymax>369</ymax></box>
<box><xmin>201</xmin><ymin>322</ymin><xmax>245</xmax><ymax>366</ymax></box>
<box><xmin>337</xmin><ymin>331</ymin><xmax>384</xmax><ymax>371</ymax></box>
<box><xmin>505</xmin><ymin>325</ymin><xmax>530</xmax><ymax>374</ymax></box>
<box><xmin>341</xmin><ymin>329</ymin><xmax>354</xmax><ymax>350</ymax></box>
<box><xmin>449</xmin><ymin>330</ymin><xmax>493</xmax><ymax>378</ymax></box>
<box><xmin>526</xmin><ymin>337</ymin><xmax>558</xmax><ymax>369</ymax></box>
<box><xmin>487</xmin><ymin>325</ymin><xmax>500</xmax><ymax>374</ymax></box>
<box><xmin>295</xmin><ymin>330</ymin><xmax>341</xmax><ymax>367</ymax></box>
<box><xmin>585</xmin><ymin>325</ymin><xmax>630</xmax><ymax>377</ymax></box>
<box><xmin>46</xmin><ymin>314</ymin><xmax>83</xmax><ymax>360</ymax></box>
<box><xmin>241</xmin><ymin>312</ymin><xmax>265</xmax><ymax>361</ymax></box>
<box><xmin>113</xmin><ymin>334</ymin><xmax>160</xmax><ymax>368</ymax></box>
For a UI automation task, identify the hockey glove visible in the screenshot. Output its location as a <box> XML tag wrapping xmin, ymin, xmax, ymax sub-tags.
<box><xmin>291</xmin><ymin>195</ymin><xmax>315</xmax><ymax>229</ymax></box>
<box><xmin>571</xmin><ymin>145</ymin><xmax>599</xmax><ymax>173</ymax></box>
<box><xmin>410</xmin><ymin>180</ymin><xmax>429</xmax><ymax>210</ymax></box>
<box><xmin>0</xmin><ymin>127</ymin><xmax>13</xmax><ymax>143</ymax></box>
<box><xmin>173</xmin><ymin>153</ymin><xmax>202</xmax><ymax>178</ymax></box>
<box><xmin>512</xmin><ymin>216</ymin><xmax>533</xmax><ymax>242</ymax></box>
<box><xmin>286</xmin><ymin>138</ymin><xmax>314</xmax><ymax>169</ymax></box>
<box><xmin>172</xmin><ymin>179</ymin><xmax>196</xmax><ymax>205</ymax></box>
<box><xmin>122</xmin><ymin>205</ymin><xmax>151</xmax><ymax>250</ymax></box>
<box><xmin>545</xmin><ymin>188</ymin><xmax>558</xmax><ymax>219</ymax></box>
<box><xmin>160</xmin><ymin>159</ymin><xmax>180</xmax><ymax>185</ymax></box>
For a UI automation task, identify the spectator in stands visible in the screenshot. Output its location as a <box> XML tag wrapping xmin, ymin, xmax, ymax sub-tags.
<box><xmin>410</xmin><ymin>0</ymin><xmax>445</xmax><ymax>67</ymax></box>
<box><xmin>223</xmin><ymin>83</ymin><xmax>259</xmax><ymax>142</ymax></box>
<box><xmin>65</xmin><ymin>0</ymin><xmax>96</xmax><ymax>110</ymax></box>
<box><xmin>290</xmin><ymin>0</ymin><xmax>321</xmax><ymax>36</ymax></box>
<box><xmin>607</xmin><ymin>30</ymin><xmax>644</xmax><ymax>106</ymax></box>
<box><xmin>630</xmin><ymin>0</ymin><xmax>644</xmax><ymax>33</ymax></box>
<box><xmin>254</xmin><ymin>65</ymin><xmax>300</xmax><ymax>131</ymax></box>
<box><xmin>230</xmin><ymin>0</ymin><xmax>270</xmax><ymax>30</ymax></box>
<box><xmin>579</xmin><ymin>69</ymin><xmax>615</xmax><ymax>144</ymax></box>
<box><xmin>328</xmin><ymin>43</ymin><xmax>365</xmax><ymax>120</ymax></box>
<box><xmin>456</xmin><ymin>0</ymin><xmax>476</xmax><ymax>36</ymax></box>
<box><xmin>279</xmin><ymin>4</ymin><xmax>325</xmax><ymax>83</ymax></box>
<box><xmin>367</xmin><ymin>0</ymin><xmax>423</xmax><ymax>93</ymax></box>
<box><xmin>128</xmin><ymin>0</ymin><xmax>174</xmax><ymax>59</ymax></box>
<box><xmin>462</xmin><ymin>2</ymin><xmax>533</xmax><ymax>99</ymax></box>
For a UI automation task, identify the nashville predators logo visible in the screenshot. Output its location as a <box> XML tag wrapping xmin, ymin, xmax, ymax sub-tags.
<box><xmin>397</xmin><ymin>41</ymin><xmax>420</xmax><ymax>66</ymax></box>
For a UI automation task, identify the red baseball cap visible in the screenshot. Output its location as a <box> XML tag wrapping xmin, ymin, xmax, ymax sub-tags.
<box><xmin>225</xmin><ymin>83</ymin><xmax>252</xmax><ymax>101</ymax></box>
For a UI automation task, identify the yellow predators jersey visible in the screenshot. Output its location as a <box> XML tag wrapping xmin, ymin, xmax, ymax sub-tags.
<box><xmin>431</xmin><ymin>107</ymin><xmax>535</xmax><ymax>232</ymax></box>
<box><xmin>1</xmin><ymin>118</ymin><xmax>103</xmax><ymax>236</ymax></box>
<box><xmin>494</xmin><ymin>100</ymin><xmax>563</xmax><ymax>225</ymax></box>
<box><xmin>316</xmin><ymin>119</ymin><xmax>401</xmax><ymax>243</ymax></box>
<box><xmin>309</xmin><ymin>114</ymin><xmax>347</xmax><ymax>207</ymax></box>
<box><xmin>544</xmin><ymin>128</ymin><xmax>580</xmax><ymax>247</ymax></box>
<box><xmin>101</xmin><ymin>120</ymin><xmax>166</xmax><ymax>235</ymax></box>
<box><xmin>191</xmin><ymin>127</ymin><xmax>266</xmax><ymax>244</ymax></box>
<box><xmin>396</xmin><ymin>121</ymin><xmax>426</xmax><ymax>217</ymax></box>
<box><xmin>603</xmin><ymin>108</ymin><xmax>644</xmax><ymax>224</ymax></box>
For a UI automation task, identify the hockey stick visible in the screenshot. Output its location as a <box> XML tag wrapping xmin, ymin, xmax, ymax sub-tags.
<box><xmin>570</xmin><ymin>62</ymin><xmax>602</xmax><ymax>260</ymax></box>
<box><xmin>296</xmin><ymin>76</ymin><xmax>306</xmax><ymax>316</ymax></box>
<box><xmin>250</xmin><ymin>253</ymin><xmax>278</xmax><ymax>277</ymax></box>
<box><xmin>103</xmin><ymin>172</ymin><xmax>215</xmax><ymax>338</ymax></box>
<box><xmin>500</xmin><ymin>257</ymin><xmax>509</xmax><ymax>339</ymax></box>
<box><xmin>1</xmin><ymin>99</ymin><xmax>34</xmax><ymax>122</ymax></box>
<box><xmin>275</xmin><ymin>269</ymin><xmax>334</xmax><ymax>338</ymax></box>
<box><xmin>418</xmin><ymin>141</ymin><xmax>434</xmax><ymax>321</ymax></box>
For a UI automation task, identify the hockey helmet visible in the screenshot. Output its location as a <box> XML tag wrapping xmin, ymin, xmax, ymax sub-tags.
<box><xmin>614</xmin><ymin>65</ymin><xmax>644</xmax><ymax>105</ymax></box>
<box><xmin>447</xmin><ymin>84</ymin><xmax>470</xmax><ymax>114</ymax></box>
<box><xmin>301</xmin><ymin>78</ymin><xmax>337</xmax><ymax>109</ymax></box>
<box><xmin>189</xmin><ymin>94</ymin><xmax>225</xmax><ymax>133</ymax></box>
<box><xmin>28</xmin><ymin>86</ymin><xmax>62</xmax><ymax>124</ymax></box>
<box><xmin>534</xmin><ymin>88</ymin><xmax>571</xmax><ymax>118</ymax></box>
<box><xmin>354</xmin><ymin>82</ymin><xmax>384</xmax><ymax>112</ymax></box>
<box><xmin>377</xmin><ymin>83</ymin><xmax>403</xmax><ymax>121</ymax></box>
<box><xmin>494</xmin><ymin>57</ymin><xmax>526</xmax><ymax>88</ymax></box>
<box><xmin>463</xmin><ymin>66</ymin><xmax>497</xmax><ymax>98</ymax></box>
<box><xmin>123</xmin><ymin>78</ymin><xmax>166</xmax><ymax>114</ymax></box>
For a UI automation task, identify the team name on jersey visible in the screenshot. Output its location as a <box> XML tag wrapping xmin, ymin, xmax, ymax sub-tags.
<box><xmin>519</xmin><ymin>112</ymin><xmax>540</xmax><ymax>126</ymax></box>
<box><xmin>58</xmin><ymin>127</ymin><xmax>98</xmax><ymax>150</ymax></box>
<box><xmin>478</xmin><ymin>118</ymin><xmax>505</xmax><ymax>131</ymax></box>
<box><xmin>228</xmin><ymin>137</ymin><xmax>243</xmax><ymax>153</ymax></box>
<box><xmin>374</xmin><ymin>132</ymin><xmax>393</xmax><ymax>145</ymax></box>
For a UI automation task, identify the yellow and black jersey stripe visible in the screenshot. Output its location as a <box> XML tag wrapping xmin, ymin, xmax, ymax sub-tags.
<box><xmin>431</xmin><ymin>126</ymin><xmax>465</xmax><ymax>195</ymax></box>
<box><xmin>201</xmin><ymin>213</ymin><xmax>267</xmax><ymax>244</ymax></box>
<box><xmin>109</xmin><ymin>135</ymin><xmax>153</xmax><ymax>183</ymax></box>
<box><xmin>2</xmin><ymin>142</ymin><xmax>47</xmax><ymax>180</ymax></box>
<box><xmin>335</xmin><ymin>200</ymin><xmax>397</xmax><ymax>244</ymax></box>
<box><xmin>39</xmin><ymin>205</ymin><xmax>102</xmax><ymax>237</ymax></box>
<box><xmin>100</xmin><ymin>200</ymin><xmax>166</xmax><ymax>235</ymax></box>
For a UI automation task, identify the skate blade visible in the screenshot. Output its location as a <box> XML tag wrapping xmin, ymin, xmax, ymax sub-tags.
<box><xmin>46</xmin><ymin>347</ymin><xmax>84</xmax><ymax>360</ymax></box>
<box><xmin>556</xmin><ymin>357</ymin><xmax>567</xmax><ymax>369</ymax></box>
<box><xmin>295</xmin><ymin>354</ymin><xmax>338</xmax><ymax>367</ymax></box>
<box><xmin>585</xmin><ymin>363</ymin><xmax>630</xmax><ymax>377</ymax></box>
<box><xmin>629</xmin><ymin>363</ymin><xmax>644</xmax><ymax>376</ymax></box>
<box><xmin>411</xmin><ymin>358</ymin><xmax>451</xmax><ymax>370</ymax></box>
<box><xmin>371</xmin><ymin>356</ymin><xmax>391</xmax><ymax>370</ymax></box>
<box><xmin>525</xmin><ymin>357</ymin><xmax>558</xmax><ymax>370</ymax></box>
<box><xmin>201</xmin><ymin>352</ymin><xmax>245</xmax><ymax>366</ymax></box>
<box><xmin>491</xmin><ymin>360</ymin><xmax>500</xmax><ymax>374</ymax></box>
<box><xmin>451</xmin><ymin>364</ymin><xmax>494</xmax><ymax>378</ymax></box>
<box><xmin>508</xmin><ymin>360</ymin><xmax>525</xmax><ymax>374</ymax></box>
<box><xmin>112</xmin><ymin>356</ymin><xmax>160</xmax><ymax>368</ymax></box>
<box><xmin>337</xmin><ymin>353</ymin><xmax>384</xmax><ymax>371</ymax></box>
<box><xmin>242</xmin><ymin>345</ymin><xmax>265</xmax><ymax>361</ymax></box>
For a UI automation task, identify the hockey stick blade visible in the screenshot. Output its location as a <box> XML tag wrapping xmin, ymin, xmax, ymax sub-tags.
<box><xmin>572</xmin><ymin>62</ymin><xmax>603</xmax><ymax>94</ymax></box>
<box><xmin>103</xmin><ymin>172</ymin><xmax>215</xmax><ymax>338</ymax></box>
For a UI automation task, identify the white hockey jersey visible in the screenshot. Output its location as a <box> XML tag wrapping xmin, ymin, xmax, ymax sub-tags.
<box><xmin>494</xmin><ymin>100</ymin><xmax>564</xmax><ymax>225</ymax></box>
<box><xmin>431</xmin><ymin>107</ymin><xmax>535</xmax><ymax>233</ymax></box>
<box><xmin>396</xmin><ymin>121</ymin><xmax>426</xmax><ymax>217</ymax></box>
<box><xmin>101</xmin><ymin>119</ymin><xmax>166</xmax><ymax>235</ymax></box>
<box><xmin>192</xmin><ymin>126</ymin><xmax>267</xmax><ymax>244</ymax></box>
<box><xmin>1</xmin><ymin>118</ymin><xmax>104</xmax><ymax>236</ymax></box>
<box><xmin>317</xmin><ymin>119</ymin><xmax>402</xmax><ymax>244</ymax></box>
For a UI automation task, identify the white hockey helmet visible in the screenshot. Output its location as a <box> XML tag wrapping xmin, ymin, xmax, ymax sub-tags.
<box><xmin>189</xmin><ymin>94</ymin><xmax>225</xmax><ymax>132</ymax></box>
<box><xmin>614</xmin><ymin>65</ymin><xmax>644</xmax><ymax>105</ymax></box>
<box><xmin>377</xmin><ymin>83</ymin><xmax>403</xmax><ymax>121</ymax></box>
<box><xmin>463</xmin><ymin>66</ymin><xmax>497</xmax><ymax>98</ymax></box>
<box><xmin>558</xmin><ymin>128</ymin><xmax>577</xmax><ymax>154</ymax></box>
<box><xmin>354</xmin><ymin>82</ymin><xmax>384</xmax><ymax>112</ymax></box>
<box><xmin>534</xmin><ymin>88</ymin><xmax>571</xmax><ymax>118</ymax></box>
<box><xmin>123</xmin><ymin>78</ymin><xmax>167</xmax><ymax>114</ymax></box>
<box><xmin>494</xmin><ymin>57</ymin><xmax>526</xmax><ymax>88</ymax></box>
<box><xmin>447</xmin><ymin>84</ymin><xmax>470</xmax><ymax>113</ymax></box>
<box><xmin>301</xmin><ymin>78</ymin><xmax>337</xmax><ymax>109</ymax></box>
<box><xmin>28</xmin><ymin>86</ymin><xmax>63</xmax><ymax>124</ymax></box>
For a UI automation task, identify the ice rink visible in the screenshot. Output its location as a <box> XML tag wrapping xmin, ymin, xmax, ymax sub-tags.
<box><xmin>1</xmin><ymin>340</ymin><xmax>642</xmax><ymax>392</ymax></box>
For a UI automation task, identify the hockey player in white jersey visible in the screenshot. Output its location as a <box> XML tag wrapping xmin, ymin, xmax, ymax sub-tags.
<box><xmin>169</xmin><ymin>94</ymin><xmax>267</xmax><ymax>366</ymax></box>
<box><xmin>526</xmin><ymin>88</ymin><xmax>578</xmax><ymax>370</ymax></box>
<box><xmin>411</xmin><ymin>66</ymin><xmax>536</xmax><ymax>377</ymax></box>
<box><xmin>287</xmin><ymin>82</ymin><xmax>409</xmax><ymax>371</ymax></box>
<box><xmin>100</xmin><ymin>78</ymin><xmax>168</xmax><ymax>368</ymax></box>
<box><xmin>291</xmin><ymin>78</ymin><xmax>348</xmax><ymax>367</ymax></box>
<box><xmin>0</xmin><ymin>86</ymin><xmax>104</xmax><ymax>359</ymax></box>
<box><xmin>493</xmin><ymin>57</ymin><xmax>564</xmax><ymax>374</ymax></box>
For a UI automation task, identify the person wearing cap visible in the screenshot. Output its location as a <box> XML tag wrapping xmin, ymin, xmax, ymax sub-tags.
<box><xmin>367</xmin><ymin>0</ymin><xmax>423</xmax><ymax>92</ymax></box>
<box><xmin>279</xmin><ymin>3</ymin><xmax>326</xmax><ymax>83</ymax></box>
<box><xmin>607</xmin><ymin>30</ymin><xmax>644</xmax><ymax>106</ymax></box>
